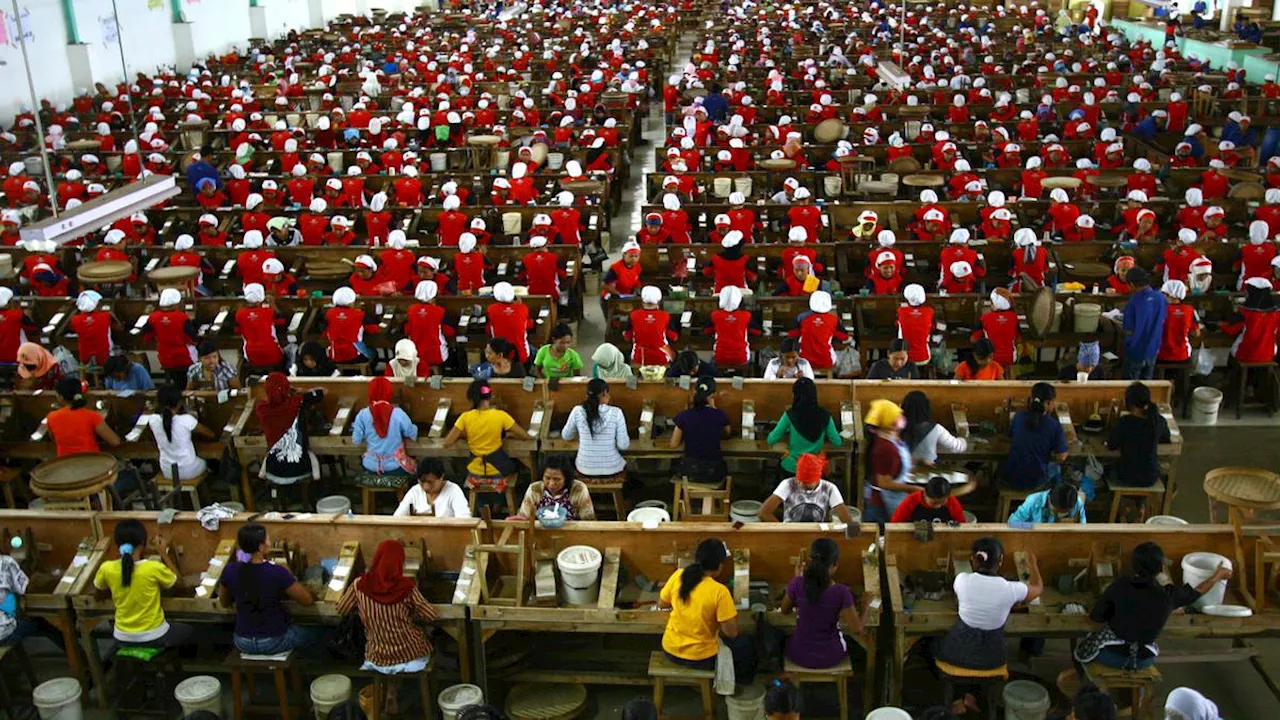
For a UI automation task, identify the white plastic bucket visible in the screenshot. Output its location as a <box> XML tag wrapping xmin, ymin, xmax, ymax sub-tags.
<box><xmin>24</xmin><ymin>156</ymin><xmax>44</xmax><ymax>176</ymax></box>
<box><xmin>327</xmin><ymin>151</ymin><xmax>345</xmax><ymax>173</ymax></box>
<box><xmin>316</xmin><ymin>496</ymin><xmax>352</xmax><ymax>515</ymax></box>
<box><xmin>494</xmin><ymin>150</ymin><xmax>510</xmax><ymax>169</ymax></box>
<box><xmin>547</xmin><ymin>152</ymin><xmax>565</xmax><ymax>170</ymax></box>
<box><xmin>1146</xmin><ymin>515</ymin><xmax>1189</xmax><ymax>525</ymax></box>
<box><xmin>557</xmin><ymin>545</ymin><xmax>603</xmax><ymax>604</ymax></box>
<box><xmin>1191</xmin><ymin>387</ymin><xmax>1223</xmax><ymax>425</ymax></box>
<box><xmin>823</xmin><ymin>175</ymin><xmax>842</xmax><ymax>197</ymax></box>
<box><xmin>438</xmin><ymin>684</ymin><xmax>484</xmax><ymax>718</ymax></box>
<box><xmin>1182</xmin><ymin>552</ymin><xmax>1231</xmax><ymax>609</ymax></box>
<box><xmin>725</xmin><ymin>684</ymin><xmax>765</xmax><ymax>720</ymax></box>
<box><xmin>1003</xmin><ymin>679</ymin><xmax>1051</xmax><ymax>720</ymax></box>
<box><xmin>1049</xmin><ymin>301</ymin><xmax>1065</xmax><ymax>332</ymax></box>
<box><xmin>730</xmin><ymin>500</ymin><xmax>761</xmax><ymax>523</ymax></box>
<box><xmin>221</xmin><ymin>502</ymin><xmax>245</xmax><ymax>514</ymax></box>
<box><xmin>311</xmin><ymin>674</ymin><xmax>353</xmax><ymax>719</ymax></box>
<box><xmin>627</xmin><ymin>507</ymin><xmax>670</xmax><ymax>524</ymax></box>
<box><xmin>713</xmin><ymin>177</ymin><xmax>732</xmax><ymax>198</ymax></box>
<box><xmin>963</xmin><ymin>511</ymin><xmax>978</xmax><ymax>524</ymax></box>
<box><xmin>502</xmin><ymin>212</ymin><xmax>523</xmax><ymax>236</ymax></box>
<box><xmin>1073</xmin><ymin>303</ymin><xmax>1102</xmax><ymax>333</ymax></box>
<box><xmin>635</xmin><ymin>499</ymin><xmax>668</xmax><ymax>512</ymax></box>
<box><xmin>33</xmin><ymin>677</ymin><xmax>83</xmax><ymax>720</ymax></box>
<box><xmin>866</xmin><ymin>709</ymin><xmax>913</xmax><ymax>720</ymax></box>
<box><xmin>430</xmin><ymin>152</ymin><xmax>447</xmax><ymax>172</ymax></box>
<box><xmin>496</xmin><ymin>95</ymin><xmax>511</xmax><ymax>110</ymax></box>
<box><xmin>175</xmin><ymin>676</ymin><xmax>221</xmax><ymax>717</ymax></box>
<box><xmin>733</xmin><ymin>177</ymin><xmax>752</xmax><ymax>197</ymax></box>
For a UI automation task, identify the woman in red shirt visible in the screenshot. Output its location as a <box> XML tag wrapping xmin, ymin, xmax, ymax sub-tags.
<box><xmin>70</xmin><ymin>290</ymin><xmax>118</xmax><ymax>367</ymax></box>
<box><xmin>486</xmin><ymin>283</ymin><xmax>533</xmax><ymax>364</ymax></box>
<box><xmin>46</xmin><ymin>376</ymin><xmax>121</xmax><ymax>457</ymax></box>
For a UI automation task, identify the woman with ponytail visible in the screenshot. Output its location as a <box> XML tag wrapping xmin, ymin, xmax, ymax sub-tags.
<box><xmin>149</xmin><ymin>384</ymin><xmax>216</xmax><ymax>483</ymax></box>
<box><xmin>218</xmin><ymin>523</ymin><xmax>316</xmax><ymax>654</ymax></box>
<box><xmin>671</xmin><ymin>376</ymin><xmax>730</xmax><ymax>485</ymax></box>
<box><xmin>92</xmin><ymin>519</ymin><xmax>193</xmax><ymax>647</ymax></box>
<box><xmin>658</xmin><ymin>538</ymin><xmax>755</xmax><ymax>681</ymax></box>
<box><xmin>1105</xmin><ymin>382</ymin><xmax>1171</xmax><ymax>489</ymax></box>
<box><xmin>781</xmin><ymin>538</ymin><xmax>865</xmax><ymax>668</ymax></box>
<box><xmin>936</xmin><ymin>538</ymin><xmax>1042</xmax><ymax>714</ymax></box>
<box><xmin>47</xmin><ymin>376</ymin><xmax>120</xmax><ymax>457</ymax></box>
<box><xmin>561</xmin><ymin>378</ymin><xmax>630</xmax><ymax>482</ymax></box>
<box><xmin>1002</xmin><ymin>382</ymin><xmax>1068</xmax><ymax>490</ymax></box>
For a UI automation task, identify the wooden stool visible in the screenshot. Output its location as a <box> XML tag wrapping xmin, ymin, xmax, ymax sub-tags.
<box><xmin>997</xmin><ymin>485</ymin><xmax>1037</xmax><ymax>521</ymax></box>
<box><xmin>936</xmin><ymin>661</ymin><xmax>1007</xmax><ymax>720</ymax></box>
<box><xmin>1156</xmin><ymin>362</ymin><xmax>1194</xmax><ymax>419</ymax></box>
<box><xmin>784</xmin><ymin>656</ymin><xmax>853</xmax><ymax>719</ymax></box>
<box><xmin>226</xmin><ymin>649</ymin><xmax>305</xmax><ymax>720</ymax></box>
<box><xmin>581</xmin><ymin>480</ymin><xmax>628</xmax><ymax>520</ymax></box>
<box><xmin>649</xmin><ymin>651</ymin><xmax>715</xmax><ymax>720</ymax></box>
<box><xmin>112</xmin><ymin>645</ymin><xmax>184</xmax><ymax>718</ymax></box>
<box><xmin>1107</xmin><ymin>478</ymin><xmax>1166</xmax><ymax>523</ymax></box>
<box><xmin>1204</xmin><ymin>467</ymin><xmax>1280</xmax><ymax>525</ymax></box>
<box><xmin>1229</xmin><ymin>360</ymin><xmax>1277</xmax><ymax>418</ymax></box>
<box><xmin>335</xmin><ymin>361</ymin><xmax>372</xmax><ymax>377</ymax></box>
<box><xmin>356</xmin><ymin>472</ymin><xmax>411</xmax><ymax>515</ymax></box>
<box><xmin>1084</xmin><ymin>663</ymin><xmax>1162</xmax><ymax>720</ymax></box>
<box><xmin>0</xmin><ymin>467</ymin><xmax>20</xmax><ymax>508</ymax></box>
<box><xmin>0</xmin><ymin>644</ymin><xmax>39</xmax><ymax>709</ymax></box>
<box><xmin>467</xmin><ymin>474</ymin><xmax>519</xmax><ymax>517</ymax></box>
<box><xmin>675</xmin><ymin>477</ymin><xmax>733</xmax><ymax>521</ymax></box>
<box><xmin>369</xmin><ymin>657</ymin><xmax>435</xmax><ymax>720</ymax></box>
<box><xmin>152</xmin><ymin>469</ymin><xmax>208</xmax><ymax>510</ymax></box>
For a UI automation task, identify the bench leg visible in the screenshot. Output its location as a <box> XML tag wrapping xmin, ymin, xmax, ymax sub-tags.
<box><xmin>274</xmin><ymin>670</ymin><xmax>292</xmax><ymax>720</ymax></box>
<box><xmin>1109</xmin><ymin>492</ymin><xmax>1123</xmax><ymax>523</ymax></box>
<box><xmin>291</xmin><ymin>665</ymin><xmax>306</xmax><ymax>717</ymax></box>
<box><xmin>652</xmin><ymin>678</ymin><xmax>665</xmax><ymax>717</ymax></box>
<box><xmin>231</xmin><ymin>670</ymin><xmax>244</xmax><ymax>720</ymax></box>
<box><xmin>837</xmin><ymin>678</ymin><xmax>849</xmax><ymax>720</ymax></box>
<box><xmin>419</xmin><ymin>673</ymin><xmax>435</xmax><ymax>720</ymax></box>
<box><xmin>363</xmin><ymin>488</ymin><xmax>374</xmax><ymax>515</ymax></box>
<box><xmin>698</xmin><ymin>678</ymin><xmax>714</xmax><ymax>720</ymax></box>
<box><xmin>371</xmin><ymin>677</ymin><xmax>384</xmax><ymax>720</ymax></box>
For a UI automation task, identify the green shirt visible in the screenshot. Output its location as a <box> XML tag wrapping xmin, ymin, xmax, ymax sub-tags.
<box><xmin>534</xmin><ymin>345</ymin><xmax>583</xmax><ymax>379</ymax></box>
<box><xmin>766</xmin><ymin>413</ymin><xmax>843</xmax><ymax>473</ymax></box>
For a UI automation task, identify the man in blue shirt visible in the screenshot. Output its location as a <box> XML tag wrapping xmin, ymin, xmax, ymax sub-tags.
<box><xmin>1121</xmin><ymin>268</ymin><xmax>1167</xmax><ymax>380</ymax></box>
<box><xmin>103</xmin><ymin>355</ymin><xmax>155</xmax><ymax>391</ymax></box>
<box><xmin>701</xmin><ymin>84</ymin><xmax>730</xmax><ymax>124</ymax></box>
<box><xmin>1133</xmin><ymin>113</ymin><xmax>1163</xmax><ymax>143</ymax></box>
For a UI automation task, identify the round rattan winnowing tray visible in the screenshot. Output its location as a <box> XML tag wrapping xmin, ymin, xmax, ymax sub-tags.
<box><xmin>77</xmin><ymin>261</ymin><xmax>133</xmax><ymax>284</ymax></box>
<box><xmin>29</xmin><ymin>453</ymin><xmax>119</xmax><ymax>498</ymax></box>
<box><xmin>505</xmin><ymin>682</ymin><xmax>588</xmax><ymax>720</ymax></box>
<box><xmin>1204</xmin><ymin>467</ymin><xmax>1280</xmax><ymax>511</ymax></box>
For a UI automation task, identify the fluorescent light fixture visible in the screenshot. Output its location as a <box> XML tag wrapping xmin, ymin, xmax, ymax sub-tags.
<box><xmin>19</xmin><ymin>174</ymin><xmax>181</xmax><ymax>246</ymax></box>
<box><xmin>876</xmin><ymin>61</ymin><xmax>911</xmax><ymax>90</ymax></box>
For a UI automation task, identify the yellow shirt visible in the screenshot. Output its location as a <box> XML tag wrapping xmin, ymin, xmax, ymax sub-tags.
<box><xmin>455</xmin><ymin>408</ymin><xmax>516</xmax><ymax>476</ymax></box>
<box><xmin>93</xmin><ymin>558</ymin><xmax>176</xmax><ymax>638</ymax></box>
<box><xmin>660</xmin><ymin>568</ymin><xmax>737</xmax><ymax>661</ymax></box>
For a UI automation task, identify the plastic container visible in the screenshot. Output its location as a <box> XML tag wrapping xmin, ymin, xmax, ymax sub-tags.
<box><xmin>1003</xmin><ymin>679</ymin><xmax>1051</xmax><ymax>720</ymax></box>
<box><xmin>635</xmin><ymin>499</ymin><xmax>668</xmax><ymax>513</ymax></box>
<box><xmin>963</xmin><ymin>511</ymin><xmax>978</xmax><ymax>524</ymax></box>
<box><xmin>429</xmin><ymin>152</ymin><xmax>447</xmax><ymax>172</ymax></box>
<box><xmin>557</xmin><ymin>545</ymin><xmax>603</xmax><ymax>604</ymax></box>
<box><xmin>1146</xmin><ymin>515</ymin><xmax>1189</xmax><ymax>525</ymax></box>
<box><xmin>729</xmin><ymin>500</ymin><xmax>762</xmax><ymax>523</ymax></box>
<box><xmin>1049</xmin><ymin>301</ymin><xmax>1065</xmax><ymax>332</ymax></box>
<box><xmin>1073</xmin><ymin>303</ymin><xmax>1102</xmax><ymax>333</ymax></box>
<box><xmin>502</xmin><ymin>212</ymin><xmax>523</xmax><ymax>236</ymax></box>
<box><xmin>326</xmin><ymin>151</ymin><xmax>344</xmax><ymax>173</ymax></box>
<box><xmin>1190</xmin><ymin>387</ymin><xmax>1223</xmax><ymax>425</ymax></box>
<box><xmin>725</xmin><ymin>684</ymin><xmax>765</xmax><ymax>720</ymax></box>
<box><xmin>627</xmin><ymin>507</ymin><xmax>670</xmax><ymax>524</ymax></box>
<box><xmin>713</xmin><ymin>177</ymin><xmax>732</xmax><ymax>198</ymax></box>
<box><xmin>316</xmin><ymin>496</ymin><xmax>352</xmax><ymax>515</ymax></box>
<box><xmin>438</xmin><ymin>684</ymin><xmax>484</xmax><ymax>718</ymax></box>
<box><xmin>33</xmin><ymin>677</ymin><xmax>83</xmax><ymax>720</ymax></box>
<box><xmin>865</xmin><ymin>709</ymin><xmax>913</xmax><ymax>720</ymax></box>
<box><xmin>733</xmin><ymin>177</ymin><xmax>753</xmax><ymax>198</ymax></box>
<box><xmin>547</xmin><ymin>152</ymin><xmax>565</xmax><ymax>170</ymax></box>
<box><xmin>311</xmin><ymin>674</ymin><xmax>353</xmax><ymax>719</ymax></box>
<box><xmin>175</xmin><ymin>676</ymin><xmax>221</xmax><ymax>717</ymax></box>
<box><xmin>823</xmin><ymin>176</ymin><xmax>843</xmax><ymax>197</ymax></box>
<box><xmin>220</xmin><ymin>502</ymin><xmax>246</xmax><ymax>514</ymax></box>
<box><xmin>1182</xmin><ymin>552</ymin><xmax>1231</xmax><ymax>609</ymax></box>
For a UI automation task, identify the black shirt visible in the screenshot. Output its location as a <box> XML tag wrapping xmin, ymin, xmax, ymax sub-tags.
<box><xmin>1090</xmin><ymin>575</ymin><xmax>1201</xmax><ymax>644</ymax></box>
<box><xmin>1105</xmin><ymin>413</ymin><xmax>1171</xmax><ymax>487</ymax></box>
<box><xmin>865</xmin><ymin>360</ymin><xmax>919</xmax><ymax>380</ymax></box>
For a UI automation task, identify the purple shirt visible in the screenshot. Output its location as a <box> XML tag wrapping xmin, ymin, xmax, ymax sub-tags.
<box><xmin>221</xmin><ymin>561</ymin><xmax>298</xmax><ymax>638</ymax></box>
<box><xmin>785</xmin><ymin>575</ymin><xmax>855</xmax><ymax>668</ymax></box>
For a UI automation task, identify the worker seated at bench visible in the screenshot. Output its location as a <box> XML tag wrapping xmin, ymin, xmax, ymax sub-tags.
<box><xmin>1008</xmin><ymin>483</ymin><xmax>1087</xmax><ymax>526</ymax></box>
<box><xmin>779</xmin><ymin>539</ymin><xmax>867</xmax><ymax>669</ymax></box>
<box><xmin>657</xmin><ymin>538</ymin><xmax>756</xmax><ymax>684</ymax></box>
<box><xmin>512</xmin><ymin>455</ymin><xmax>595</xmax><ymax>521</ymax></box>
<box><xmin>93</xmin><ymin>519</ymin><xmax>195</xmax><ymax>649</ymax></box>
<box><xmin>393</xmin><ymin>458</ymin><xmax>472</xmax><ymax>518</ymax></box>
<box><xmin>670</xmin><ymin>377</ymin><xmax>730</xmax><ymax>486</ymax></box>
<box><xmin>219</xmin><ymin>523</ymin><xmax>321</xmax><ymax>655</ymax></box>
<box><xmin>891</xmin><ymin>477</ymin><xmax>969</xmax><ymax>524</ymax></box>
<box><xmin>759</xmin><ymin>453</ymin><xmax>853</xmax><ymax>523</ymax></box>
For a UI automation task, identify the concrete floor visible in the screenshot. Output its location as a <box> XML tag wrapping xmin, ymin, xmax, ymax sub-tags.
<box><xmin>19</xmin><ymin>26</ymin><xmax>1280</xmax><ymax>720</ymax></box>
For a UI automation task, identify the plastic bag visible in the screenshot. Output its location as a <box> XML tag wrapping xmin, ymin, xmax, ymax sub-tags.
<box><xmin>52</xmin><ymin>345</ymin><xmax>79</xmax><ymax>376</ymax></box>
<box><xmin>1194</xmin><ymin>344</ymin><xmax>1214</xmax><ymax>376</ymax></box>
<box><xmin>834</xmin><ymin>345</ymin><xmax>861</xmax><ymax>378</ymax></box>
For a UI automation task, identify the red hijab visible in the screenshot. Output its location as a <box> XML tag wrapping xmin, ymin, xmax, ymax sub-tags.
<box><xmin>357</xmin><ymin>539</ymin><xmax>416</xmax><ymax>605</ymax></box>
<box><xmin>795</xmin><ymin>453</ymin><xmax>826</xmax><ymax>486</ymax></box>
<box><xmin>368</xmin><ymin>376</ymin><xmax>394</xmax><ymax>437</ymax></box>
<box><xmin>256</xmin><ymin>372</ymin><xmax>304</xmax><ymax>446</ymax></box>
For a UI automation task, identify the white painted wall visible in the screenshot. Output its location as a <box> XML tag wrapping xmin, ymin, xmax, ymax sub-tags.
<box><xmin>0</xmin><ymin>0</ymin><xmax>428</xmax><ymax>126</ymax></box>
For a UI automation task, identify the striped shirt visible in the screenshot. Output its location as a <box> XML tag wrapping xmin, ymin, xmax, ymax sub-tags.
<box><xmin>560</xmin><ymin>405</ymin><xmax>630</xmax><ymax>476</ymax></box>
<box><xmin>336</xmin><ymin>585</ymin><xmax>435</xmax><ymax>666</ymax></box>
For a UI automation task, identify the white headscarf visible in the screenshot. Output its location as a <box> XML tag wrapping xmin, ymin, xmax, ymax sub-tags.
<box><xmin>1164</xmin><ymin>688</ymin><xmax>1218</xmax><ymax>720</ymax></box>
<box><xmin>415</xmin><ymin>280</ymin><xmax>438</xmax><ymax>302</ymax></box>
<box><xmin>493</xmin><ymin>282</ymin><xmax>516</xmax><ymax>303</ymax></box>
<box><xmin>77</xmin><ymin>290</ymin><xmax>103</xmax><ymax>313</ymax></box>
<box><xmin>1161</xmin><ymin>280</ymin><xmax>1188</xmax><ymax>300</ymax></box>
<box><xmin>903</xmin><ymin>284</ymin><xmax>926</xmax><ymax>307</ymax></box>
<box><xmin>159</xmin><ymin>288</ymin><xmax>182</xmax><ymax>307</ymax></box>
<box><xmin>333</xmin><ymin>287</ymin><xmax>356</xmax><ymax>306</ymax></box>
<box><xmin>809</xmin><ymin>290</ymin><xmax>833</xmax><ymax>314</ymax></box>
<box><xmin>244</xmin><ymin>283</ymin><xmax>266</xmax><ymax>303</ymax></box>
<box><xmin>719</xmin><ymin>286</ymin><xmax>743</xmax><ymax>311</ymax></box>
<box><xmin>390</xmin><ymin>339</ymin><xmax>420</xmax><ymax>379</ymax></box>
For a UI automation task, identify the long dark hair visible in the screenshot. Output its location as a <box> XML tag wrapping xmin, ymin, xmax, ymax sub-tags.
<box><xmin>581</xmin><ymin>378</ymin><xmax>608</xmax><ymax>437</ymax></box>
<box><xmin>1045</xmin><ymin>483</ymin><xmax>1080</xmax><ymax>522</ymax></box>
<box><xmin>1131</xmin><ymin>541</ymin><xmax>1166</xmax><ymax>580</ymax></box>
<box><xmin>114</xmin><ymin>520</ymin><xmax>147</xmax><ymax>588</ymax></box>
<box><xmin>298</xmin><ymin>341</ymin><xmax>336</xmax><ymax>377</ymax></box>
<box><xmin>679</xmin><ymin>538</ymin><xmax>729</xmax><ymax>602</ymax></box>
<box><xmin>900</xmin><ymin>390</ymin><xmax>936</xmax><ymax>450</ymax></box>
<box><xmin>1027</xmin><ymin>382</ymin><xmax>1056</xmax><ymax>430</ymax></box>
<box><xmin>693</xmin><ymin>376</ymin><xmax>716</xmax><ymax>408</ymax></box>
<box><xmin>764</xmin><ymin>678</ymin><xmax>801</xmax><ymax>717</ymax></box>
<box><xmin>236</xmin><ymin>523</ymin><xmax>268</xmax><ymax>609</ymax></box>
<box><xmin>971</xmin><ymin>537</ymin><xmax>1004</xmax><ymax>576</ymax></box>
<box><xmin>965</xmin><ymin>338</ymin><xmax>994</xmax><ymax>374</ymax></box>
<box><xmin>1125</xmin><ymin>382</ymin><xmax>1158</xmax><ymax>434</ymax></box>
<box><xmin>156</xmin><ymin>384</ymin><xmax>183</xmax><ymax>445</ymax></box>
<box><xmin>467</xmin><ymin>379</ymin><xmax>493</xmax><ymax>409</ymax></box>
<box><xmin>56</xmin><ymin>376</ymin><xmax>87</xmax><ymax>409</ymax></box>
<box><xmin>804</xmin><ymin>538</ymin><xmax>839</xmax><ymax>605</ymax></box>
<box><xmin>786</xmin><ymin>377</ymin><xmax>830</xmax><ymax>442</ymax></box>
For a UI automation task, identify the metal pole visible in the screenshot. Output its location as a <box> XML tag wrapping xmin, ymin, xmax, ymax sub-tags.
<box><xmin>111</xmin><ymin>0</ymin><xmax>149</xmax><ymax>181</ymax></box>
<box><xmin>12</xmin><ymin>0</ymin><xmax>60</xmax><ymax>217</ymax></box>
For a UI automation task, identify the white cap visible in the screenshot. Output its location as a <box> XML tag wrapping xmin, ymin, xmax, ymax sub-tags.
<box><xmin>415</xmin><ymin>280</ymin><xmax>439</xmax><ymax>302</ymax></box>
<box><xmin>1185</xmin><ymin>188</ymin><xmax>1203</xmax><ymax>207</ymax></box>
<box><xmin>950</xmin><ymin>261</ymin><xmax>973</xmax><ymax>278</ymax></box>
<box><xmin>443</xmin><ymin>195</ymin><xmax>461</xmax><ymax>211</ymax></box>
<box><xmin>310</xmin><ymin>198</ymin><xmax>327</xmax><ymax>213</ymax></box>
<box><xmin>719</xmin><ymin>286</ymin><xmax>743</xmax><ymax>312</ymax></box>
<box><xmin>948</xmin><ymin>229</ymin><xmax>971</xmax><ymax>245</ymax></box>
<box><xmin>788</xmin><ymin>226</ymin><xmax>807</xmax><ymax>243</ymax></box>
<box><xmin>1134</xmin><ymin>158</ymin><xmax>1151</xmax><ymax>171</ymax></box>
<box><xmin>76</xmin><ymin>290</ymin><xmax>103</xmax><ymax>313</ymax></box>
<box><xmin>159</xmin><ymin>288</ymin><xmax>182</xmax><ymax>307</ymax></box>
<box><xmin>729</xmin><ymin>192</ymin><xmax>745</xmax><ymax>205</ymax></box>
<box><xmin>1014</xmin><ymin>228</ymin><xmax>1038</xmax><ymax>247</ymax></box>
<box><xmin>989</xmin><ymin>289</ymin><xmax>1011</xmax><ymax>311</ymax></box>
<box><xmin>104</xmin><ymin>229</ymin><xmax>126</xmax><ymax>245</ymax></box>
<box><xmin>458</xmin><ymin>233</ymin><xmax>477</xmax><ymax>253</ymax></box>
<box><xmin>1127</xmin><ymin>190</ymin><xmax>1148</xmax><ymax>203</ymax></box>
<box><xmin>721</xmin><ymin>230</ymin><xmax>743</xmax><ymax>249</ymax></box>
<box><xmin>1246</xmin><ymin>277</ymin><xmax>1273</xmax><ymax>290</ymax></box>
<box><xmin>1179</xmin><ymin>228</ymin><xmax>1197</xmax><ymax>245</ymax></box>
<box><xmin>1161</xmin><ymin>280</ymin><xmax>1187</xmax><ymax>300</ymax></box>
<box><xmin>904</xmin><ymin>284</ymin><xmax>926</xmax><ymax>307</ymax></box>
<box><xmin>641</xmin><ymin>285</ymin><xmax>662</xmax><ymax>305</ymax></box>
<box><xmin>244</xmin><ymin>283</ymin><xmax>266</xmax><ymax>303</ymax></box>
<box><xmin>262</xmin><ymin>258</ymin><xmax>284</xmax><ymax>274</ymax></box>
<box><xmin>1050</xmin><ymin>188</ymin><xmax>1069</xmax><ymax>203</ymax></box>
<box><xmin>388</xmin><ymin>229</ymin><xmax>407</xmax><ymax>249</ymax></box>
<box><xmin>493</xmin><ymin>282</ymin><xmax>516</xmax><ymax>303</ymax></box>
<box><xmin>333</xmin><ymin>287</ymin><xmax>356</xmax><ymax>306</ymax></box>
<box><xmin>809</xmin><ymin>290</ymin><xmax>833</xmax><ymax>314</ymax></box>
<box><xmin>878</xmin><ymin>230</ymin><xmax>896</xmax><ymax>247</ymax></box>
<box><xmin>242</xmin><ymin>230</ymin><xmax>264</xmax><ymax>248</ymax></box>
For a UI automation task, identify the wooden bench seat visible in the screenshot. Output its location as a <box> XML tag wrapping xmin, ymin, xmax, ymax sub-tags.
<box><xmin>649</xmin><ymin>651</ymin><xmax>715</xmax><ymax>720</ymax></box>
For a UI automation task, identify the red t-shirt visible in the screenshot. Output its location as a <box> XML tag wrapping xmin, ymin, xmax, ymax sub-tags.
<box><xmin>520</xmin><ymin>251</ymin><xmax>565</xmax><ymax>300</ymax></box>
<box><xmin>235</xmin><ymin>306</ymin><xmax>283</xmax><ymax>366</ymax></box>
<box><xmin>709</xmin><ymin>309</ymin><xmax>754</xmax><ymax>367</ymax></box>
<box><xmin>406</xmin><ymin>303</ymin><xmax>454</xmax><ymax>366</ymax></box>
<box><xmin>47</xmin><ymin>407</ymin><xmax>102</xmax><ymax>456</ymax></box>
<box><xmin>486</xmin><ymin>302</ymin><xmax>532</xmax><ymax>362</ymax></box>
<box><xmin>324</xmin><ymin>307</ymin><xmax>374</xmax><ymax>362</ymax></box>
<box><xmin>626</xmin><ymin>308</ymin><xmax>676</xmax><ymax>365</ymax></box>
<box><xmin>973</xmin><ymin>310</ymin><xmax>1019</xmax><ymax>367</ymax></box>
<box><xmin>146</xmin><ymin>309</ymin><xmax>195</xmax><ymax>370</ymax></box>
<box><xmin>896</xmin><ymin>305</ymin><xmax>935</xmax><ymax>364</ymax></box>
<box><xmin>1159</xmin><ymin>304</ymin><xmax>1198</xmax><ymax>363</ymax></box>
<box><xmin>792</xmin><ymin>311</ymin><xmax>848</xmax><ymax>370</ymax></box>
<box><xmin>70</xmin><ymin>311</ymin><xmax>113</xmax><ymax>366</ymax></box>
<box><xmin>889</xmin><ymin>492</ymin><xmax>966</xmax><ymax>523</ymax></box>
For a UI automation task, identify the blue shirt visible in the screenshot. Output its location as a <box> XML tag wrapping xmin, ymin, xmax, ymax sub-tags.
<box><xmin>1008</xmin><ymin>489</ymin><xmax>1088</xmax><ymax>525</ymax></box>
<box><xmin>351</xmin><ymin>407</ymin><xmax>419</xmax><ymax>473</ymax></box>
<box><xmin>1003</xmin><ymin>411</ymin><xmax>1068</xmax><ymax>490</ymax></box>
<box><xmin>104</xmin><ymin>363</ymin><xmax>155</xmax><ymax>391</ymax></box>
<box><xmin>185</xmin><ymin>161</ymin><xmax>221</xmax><ymax>195</ymax></box>
<box><xmin>1123</xmin><ymin>286</ymin><xmax>1168</xmax><ymax>361</ymax></box>
<box><xmin>1133</xmin><ymin>117</ymin><xmax>1160</xmax><ymax>142</ymax></box>
<box><xmin>702</xmin><ymin>93</ymin><xmax>730</xmax><ymax>124</ymax></box>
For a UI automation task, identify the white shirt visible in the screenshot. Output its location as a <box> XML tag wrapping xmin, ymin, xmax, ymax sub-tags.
<box><xmin>763</xmin><ymin>357</ymin><xmax>815</xmax><ymax>380</ymax></box>
<box><xmin>149</xmin><ymin>413</ymin><xmax>207</xmax><ymax>481</ymax></box>
<box><xmin>393</xmin><ymin>481</ymin><xmax>472</xmax><ymax>518</ymax></box>
<box><xmin>910</xmin><ymin>424</ymin><xmax>969</xmax><ymax>465</ymax></box>
<box><xmin>953</xmin><ymin>572</ymin><xmax>1029</xmax><ymax>631</ymax></box>
<box><xmin>771</xmin><ymin>478</ymin><xmax>845</xmax><ymax>522</ymax></box>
